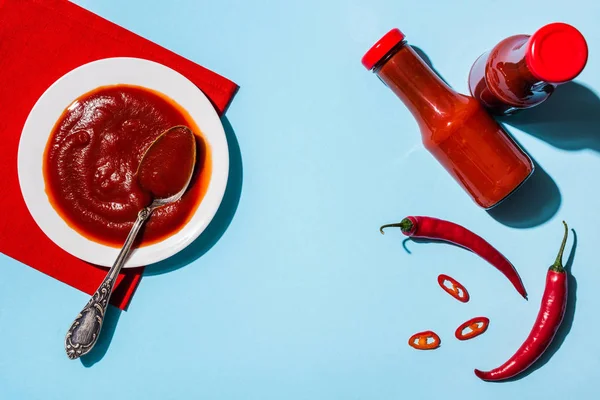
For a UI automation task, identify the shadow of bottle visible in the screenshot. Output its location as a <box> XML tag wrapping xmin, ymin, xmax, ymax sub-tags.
<box><xmin>486</xmin><ymin>157</ymin><xmax>561</xmax><ymax>228</ymax></box>
<box><xmin>482</xmin><ymin>85</ymin><xmax>600</xmax><ymax>227</ymax></box>
<box><xmin>500</xmin><ymin>229</ymin><xmax>577</xmax><ymax>382</ymax></box>
<box><xmin>500</xmin><ymin>82</ymin><xmax>600</xmax><ymax>151</ymax></box>
<box><xmin>144</xmin><ymin>116</ymin><xmax>243</xmax><ymax>275</ymax></box>
<box><xmin>413</xmin><ymin>45</ymin><xmax>561</xmax><ymax>227</ymax></box>
<box><xmin>486</xmin><ymin>83</ymin><xmax>600</xmax><ymax>227</ymax></box>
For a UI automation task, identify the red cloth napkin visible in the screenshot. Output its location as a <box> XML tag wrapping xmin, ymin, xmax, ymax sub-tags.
<box><xmin>0</xmin><ymin>0</ymin><xmax>238</xmax><ymax>309</ymax></box>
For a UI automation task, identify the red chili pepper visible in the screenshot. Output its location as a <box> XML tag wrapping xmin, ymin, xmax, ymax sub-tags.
<box><xmin>380</xmin><ymin>216</ymin><xmax>527</xmax><ymax>299</ymax></box>
<box><xmin>475</xmin><ymin>222</ymin><xmax>570</xmax><ymax>381</ymax></box>
<box><xmin>437</xmin><ymin>274</ymin><xmax>470</xmax><ymax>303</ymax></box>
<box><xmin>455</xmin><ymin>317</ymin><xmax>489</xmax><ymax>341</ymax></box>
<box><xmin>408</xmin><ymin>330</ymin><xmax>441</xmax><ymax>350</ymax></box>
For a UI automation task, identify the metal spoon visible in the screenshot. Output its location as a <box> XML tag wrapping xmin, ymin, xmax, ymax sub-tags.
<box><xmin>65</xmin><ymin>125</ymin><xmax>196</xmax><ymax>360</ymax></box>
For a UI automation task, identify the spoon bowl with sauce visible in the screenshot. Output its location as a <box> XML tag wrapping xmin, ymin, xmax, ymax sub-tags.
<box><xmin>65</xmin><ymin>125</ymin><xmax>196</xmax><ymax>360</ymax></box>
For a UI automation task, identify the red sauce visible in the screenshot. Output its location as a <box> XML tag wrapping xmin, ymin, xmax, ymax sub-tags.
<box><xmin>43</xmin><ymin>85</ymin><xmax>211</xmax><ymax>248</ymax></box>
<box><xmin>138</xmin><ymin>126</ymin><xmax>196</xmax><ymax>199</ymax></box>
<box><xmin>363</xmin><ymin>29</ymin><xmax>533</xmax><ymax>209</ymax></box>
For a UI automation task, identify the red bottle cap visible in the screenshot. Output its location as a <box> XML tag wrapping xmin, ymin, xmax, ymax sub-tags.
<box><xmin>526</xmin><ymin>22</ymin><xmax>588</xmax><ymax>83</ymax></box>
<box><xmin>362</xmin><ymin>28</ymin><xmax>406</xmax><ymax>70</ymax></box>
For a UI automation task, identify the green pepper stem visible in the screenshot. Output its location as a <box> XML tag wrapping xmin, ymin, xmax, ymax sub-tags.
<box><xmin>550</xmin><ymin>221</ymin><xmax>569</xmax><ymax>273</ymax></box>
<box><xmin>380</xmin><ymin>218</ymin><xmax>414</xmax><ymax>235</ymax></box>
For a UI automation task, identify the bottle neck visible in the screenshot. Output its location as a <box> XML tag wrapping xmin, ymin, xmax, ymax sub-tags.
<box><xmin>485</xmin><ymin>35</ymin><xmax>553</xmax><ymax>106</ymax></box>
<box><xmin>506</xmin><ymin>36</ymin><xmax>545</xmax><ymax>85</ymax></box>
<box><xmin>374</xmin><ymin>43</ymin><xmax>460</xmax><ymax>126</ymax></box>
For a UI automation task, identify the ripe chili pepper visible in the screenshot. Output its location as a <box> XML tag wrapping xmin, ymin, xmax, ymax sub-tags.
<box><xmin>475</xmin><ymin>222</ymin><xmax>570</xmax><ymax>381</ymax></box>
<box><xmin>408</xmin><ymin>330</ymin><xmax>441</xmax><ymax>350</ymax></box>
<box><xmin>455</xmin><ymin>317</ymin><xmax>490</xmax><ymax>341</ymax></box>
<box><xmin>380</xmin><ymin>216</ymin><xmax>527</xmax><ymax>299</ymax></box>
<box><xmin>438</xmin><ymin>274</ymin><xmax>470</xmax><ymax>303</ymax></box>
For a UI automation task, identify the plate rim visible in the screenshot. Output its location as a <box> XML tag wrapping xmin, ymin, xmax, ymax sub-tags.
<box><xmin>17</xmin><ymin>56</ymin><xmax>229</xmax><ymax>268</ymax></box>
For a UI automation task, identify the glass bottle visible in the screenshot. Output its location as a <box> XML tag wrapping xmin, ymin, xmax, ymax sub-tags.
<box><xmin>468</xmin><ymin>22</ymin><xmax>588</xmax><ymax>115</ymax></box>
<box><xmin>363</xmin><ymin>28</ymin><xmax>533</xmax><ymax>209</ymax></box>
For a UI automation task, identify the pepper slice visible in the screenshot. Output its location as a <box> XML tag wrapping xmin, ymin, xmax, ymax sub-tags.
<box><xmin>437</xmin><ymin>274</ymin><xmax>470</xmax><ymax>303</ymax></box>
<box><xmin>408</xmin><ymin>330</ymin><xmax>441</xmax><ymax>350</ymax></box>
<box><xmin>455</xmin><ymin>317</ymin><xmax>490</xmax><ymax>341</ymax></box>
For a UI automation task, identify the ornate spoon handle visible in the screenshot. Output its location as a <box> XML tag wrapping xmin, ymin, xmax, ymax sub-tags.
<box><xmin>65</xmin><ymin>207</ymin><xmax>153</xmax><ymax>360</ymax></box>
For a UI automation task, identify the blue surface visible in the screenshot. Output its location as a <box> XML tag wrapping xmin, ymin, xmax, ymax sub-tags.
<box><xmin>2</xmin><ymin>0</ymin><xmax>600</xmax><ymax>398</ymax></box>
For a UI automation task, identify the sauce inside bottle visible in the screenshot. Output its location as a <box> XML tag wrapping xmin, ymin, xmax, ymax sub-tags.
<box><xmin>468</xmin><ymin>22</ymin><xmax>588</xmax><ymax>115</ymax></box>
<box><xmin>363</xmin><ymin>28</ymin><xmax>533</xmax><ymax>209</ymax></box>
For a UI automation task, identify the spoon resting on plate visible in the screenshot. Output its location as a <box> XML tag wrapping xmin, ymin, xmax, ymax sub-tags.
<box><xmin>65</xmin><ymin>125</ymin><xmax>197</xmax><ymax>360</ymax></box>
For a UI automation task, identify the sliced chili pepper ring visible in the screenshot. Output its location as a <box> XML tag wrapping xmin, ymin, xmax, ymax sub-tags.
<box><xmin>455</xmin><ymin>317</ymin><xmax>490</xmax><ymax>341</ymax></box>
<box><xmin>408</xmin><ymin>330</ymin><xmax>441</xmax><ymax>350</ymax></box>
<box><xmin>437</xmin><ymin>274</ymin><xmax>470</xmax><ymax>303</ymax></box>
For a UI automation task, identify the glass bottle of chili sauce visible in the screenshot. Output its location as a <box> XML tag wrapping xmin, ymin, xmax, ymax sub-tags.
<box><xmin>468</xmin><ymin>22</ymin><xmax>588</xmax><ymax>115</ymax></box>
<box><xmin>362</xmin><ymin>28</ymin><xmax>533</xmax><ymax>209</ymax></box>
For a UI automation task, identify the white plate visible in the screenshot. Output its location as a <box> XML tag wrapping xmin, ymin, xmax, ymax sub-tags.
<box><xmin>18</xmin><ymin>57</ymin><xmax>229</xmax><ymax>268</ymax></box>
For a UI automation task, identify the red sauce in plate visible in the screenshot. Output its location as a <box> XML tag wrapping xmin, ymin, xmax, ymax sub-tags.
<box><xmin>43</xmin><ymin>85</ymin><xmax>211</xmax><ymax>248</ymax></box>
